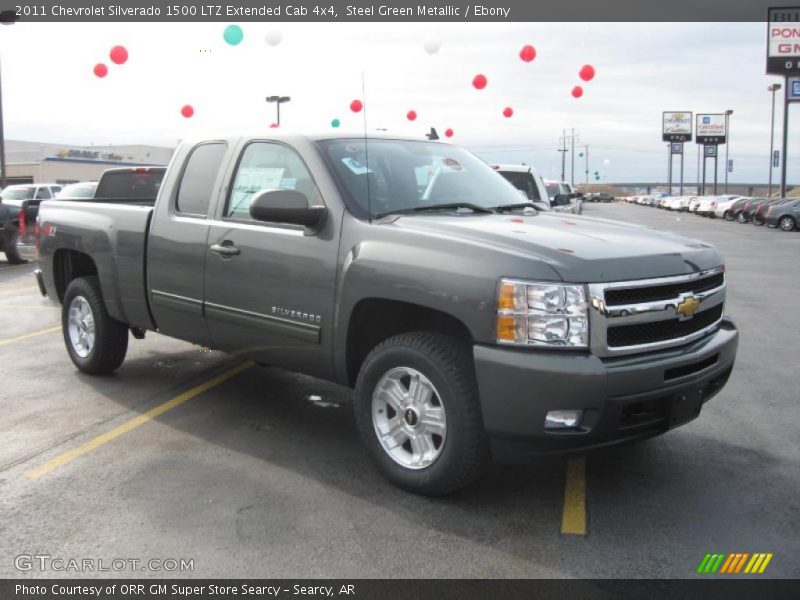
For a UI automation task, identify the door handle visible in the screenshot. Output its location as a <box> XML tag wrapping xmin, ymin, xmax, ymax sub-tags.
<box><xmin>210</xmin><ymin>242</ymin><xmax>240</xmax><ymax>256</ymax></box>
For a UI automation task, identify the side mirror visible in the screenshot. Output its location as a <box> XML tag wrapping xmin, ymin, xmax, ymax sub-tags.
<box><xmin>554</xmin><ymin>194</ymin><xmax>571</xmax><ymax>206</ymax></box>
<box><xmin>574</xmin><ymin>192</ymin><xmax>584</xmax><ymax>198</ymax></box>
<box><xmin>249</xmin><ymin>189</ymin><xmax>327</xmax><ymax>233</ymax></box>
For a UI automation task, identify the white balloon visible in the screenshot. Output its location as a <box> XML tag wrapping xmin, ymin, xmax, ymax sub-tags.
<box><xmin>265</xmin><ymin>29</ymin><xmax>283</xmax><ymax>46</ymax></box>
<box><xmin>603</xmin><ymin>158</ymin><xmax>611</xmax><ymax>166</ymax></box>
<box><xmin>423</xmin><ymin>37</ymin><xmax>442</xmax><ymax>55</ymax></box>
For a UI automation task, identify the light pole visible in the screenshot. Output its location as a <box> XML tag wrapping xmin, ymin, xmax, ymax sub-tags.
<box><xmin>768</xmin><ymin>83</ymin><xmax>781</xmax><ymax>197</ymax></box>
<box><xmin>266</xmin><ymin>95</ymin><xmax>290</xmax><ymax>127</ymax></box>
<box><xmin>0</xmin><ymin>10</ymin><xmax>17</xmax><ymax>189</ymax></box>
<box><xmin>723</xmin><ymin>109</ymin><xmax>733</xmax><ymax>193</ymax></box>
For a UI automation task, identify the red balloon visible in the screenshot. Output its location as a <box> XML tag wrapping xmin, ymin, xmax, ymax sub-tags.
<box><xmin>93</xmin><ymin>63</ymin><xmax>108</xmax><ymax>78</ymax></box>
<box><xmin>269</xmin><ymin>123</ymin><xmax>279</xmax><ymax>128</ymax></box>
<box><xmin>109</xmin><ymin>45</ymin><xmax>128</xmax><ymax>65</ymax></box>
<box><xmin>180</xmin><ymin>104</ymin><xmax>194</xmax><ymax>118</ymax></box>
<box><xmin>519</xmin><ymin>45</ymin><xmax>536</xmax><ymax>62</ymax></box>
<box><xmin>407</xmin><ymin>110</ymin><xmax>417</xmax><ymax>121</ymax></box>
<box><xmin>472</xmin><ymin>74</ymin><xmax>487</xmax><ymax>90</ymax></box>
<box><xmin>579</xmin><ymin>64</ymin><xmax>595</xmax><ymax>82</ymax></box>
<box><xmin>444</xmin><ymin>128</ymin><xmax>454</xmax><ymax>138</ymax></box>
<box><xmin>350</xmin><ymin>99</ymin><xmax>363</xmax><ymax>113</ymax></box>
<box><xmin>571</xmin><ymin>86</ymin><xmax>584</xmax><ymax>98</ymax></box>
<box><xmin>503</xmin><ymin>107</ymin><xmax>514</xmax><ymax>118</ymax></box>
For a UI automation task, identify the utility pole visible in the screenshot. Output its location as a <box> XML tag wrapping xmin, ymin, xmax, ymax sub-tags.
<box><xmin>570</xmin><ymin>128</ymin><xmax>577</xmax><ymax>187</ymax></box>
<box><xmin>557</xmin><ymin>129</ymin><xmax>567</xmax><ymax>182</ymax></box>
<box><xmin>584</xmin><ymin>145</ymin><xmax>589</xmax><ymax>185</ymax></box>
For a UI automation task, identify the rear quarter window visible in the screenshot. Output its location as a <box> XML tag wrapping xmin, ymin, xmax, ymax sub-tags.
<box><xmin>175</xmin><ymin>143</ymin><xmax>228</xmax><ymax>216</ymax></box>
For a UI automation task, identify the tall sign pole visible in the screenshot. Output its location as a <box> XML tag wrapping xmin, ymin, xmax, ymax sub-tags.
<box><xmin>696</xmin><ymin>113</ymin><xmax>726</xmax><ymax>196</ymax></box>
<box><xmin>662</xmin><ymin>111</ymin><xmax>692</xmax><ymax>196</ymax></box>
<box><xmin>767</xmin><ymin>7</ymin><xmax>800</xmax><ymax>197</ymax></box>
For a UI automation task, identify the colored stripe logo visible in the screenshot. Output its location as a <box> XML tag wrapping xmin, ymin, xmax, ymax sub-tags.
<box><xmin>697</xmin><ymin>553</ymin><xmax>773</xmax><ymax>574</ymax></box>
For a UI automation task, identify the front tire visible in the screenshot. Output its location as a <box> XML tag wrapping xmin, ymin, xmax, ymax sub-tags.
<box><xmin>736</xmin><ymin>211</ymin><xmax>748</xmax><ymax>224</ymax></box>
<box><xmin>723</xmin><ymin>211</ymin><xmax>734</xmax><ymax>221</ymax></box>
<box><xmin>62</xmin><ymin>276</ymin><xmax>128</xmax><ymax>374</ymax></box>
<box><xmin>354</xmin><ymin>332</ymin><xmax>490</xmax><ymax>496</ymax></box>
<box><xmin>3</xmin><ymin>228</ymin><xmax>27</xmax><ymax>265</ymax></box>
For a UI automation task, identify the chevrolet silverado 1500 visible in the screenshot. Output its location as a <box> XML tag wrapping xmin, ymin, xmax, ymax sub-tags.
<box><xmin>35</xmin><ymin>133</ymin><xmax>738</xmax><ymax>495</ymax></box>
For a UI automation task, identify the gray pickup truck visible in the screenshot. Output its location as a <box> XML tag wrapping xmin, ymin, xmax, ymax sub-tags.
<box><xmin>35</xmin><ymin>133</ymin><xmax>738</xmax><ymax>495</ymax></box>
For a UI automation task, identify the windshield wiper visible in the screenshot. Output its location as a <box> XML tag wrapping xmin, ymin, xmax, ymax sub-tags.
<box><xmin>490</xmin><ymin>202</ymin><xmax>540</xmax><ymax>212</ymax></box>
<box><xmin>374</xmin><ymin>202</ymin><xmax>496</xmax><ymax>219</ymax></box>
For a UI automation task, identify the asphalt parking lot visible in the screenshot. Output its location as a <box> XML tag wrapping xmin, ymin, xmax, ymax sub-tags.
<box><xmin>0</xmin><ymin>202</ymin><xmax>798</xmax><ymax>579</ymax></box>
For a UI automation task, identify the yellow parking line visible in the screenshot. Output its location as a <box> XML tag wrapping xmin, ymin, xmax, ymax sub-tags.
<box><xmin>561</xmin><ymin>457</ymin><xmax>587</xmax><ymax>536</ymax></box>
<box><xmin>25</xmin><ymin>360</ymin><xmax>254</xmax><ymax>479</ymax></box>
<box><xmin>0</xmin><ymin>325</ymin><xmax>61</xmax><ymax>348</ymax></box>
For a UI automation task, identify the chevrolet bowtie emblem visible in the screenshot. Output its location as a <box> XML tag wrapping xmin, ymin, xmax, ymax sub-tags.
<box><xmin>676</xmin><ymin>294</ymin><xmax>701</xmax><ymax>319</ymax></box>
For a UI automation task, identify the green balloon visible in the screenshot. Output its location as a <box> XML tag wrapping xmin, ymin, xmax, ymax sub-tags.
<box><xmin>331</xmin><ymin>118</ymin><xmax>341</xmax><ymax>128</ymax></box>
<box><xmin>223</xmin><ymin>25</ymin><xmax>243</xmax><ymax>46</ymax></box>
<box><xmin>578</xmin><ymin>152</ymin><xmax>584</xmax><ymax>158</ymax></box>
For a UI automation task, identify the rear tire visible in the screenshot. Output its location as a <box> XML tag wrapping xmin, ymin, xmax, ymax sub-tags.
<box><xmin>354</xmin><ymin>332</ymin><xmax>490</xmax><ymax>496</ymax></box>
<box><xmin>723</xmin><ymin>211</ymin><xmax>734</xmax><ymax>221</ymax></box>
<box><xmin>62</xmin><ymin>276</ymin><xmax>128</xmax><ymax>374</ymax></box>
<box><xmin>3</xmin><ymin>228</ymin><xmax>27</xmax><ymax>265</ymax></box>
<box><xmin>736</xmin><ymin>211</ymin><xmax>748</xmax><ymax>224</ymax></box>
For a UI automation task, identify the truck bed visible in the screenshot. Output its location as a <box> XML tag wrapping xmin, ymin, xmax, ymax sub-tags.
<box><xmin>37</xmin><ymin>200</ymin><xmax>156</xmax><ymax>330</ymax></box>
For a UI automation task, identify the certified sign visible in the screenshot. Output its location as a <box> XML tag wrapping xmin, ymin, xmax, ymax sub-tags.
<box><xmin>663</xmin><ymin>111</ymin><xmax>692</xmax><ymax>142</ymax></box>
<box><xmin>696</xmin><ymin>114</ymin><xmax>726</xmax><ymax>145</ymax></box>
<box><xmin>767</xmin><ymin>7</ymin><xmax>800</xmax><ymax>75</ymax></box>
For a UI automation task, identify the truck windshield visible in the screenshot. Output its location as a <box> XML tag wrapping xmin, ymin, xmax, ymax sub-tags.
<box><xmin>317</xmin><ymin>138</ymin><xmax>525</xmax><ymax>219</ymax></box>
<box><xmin>1</xmin><ymin>186</ymin><xmax>35</xmax><ymax>200</ymax></box>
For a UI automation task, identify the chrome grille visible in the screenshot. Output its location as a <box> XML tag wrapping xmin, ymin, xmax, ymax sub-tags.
<box><xmin>588</xmin><ymin>267</ymin><xmax>726</xmax><ymax>357</ymax></box>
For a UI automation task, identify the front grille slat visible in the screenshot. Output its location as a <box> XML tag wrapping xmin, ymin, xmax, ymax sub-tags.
<box><xmin>604</xmin><ymin>273</ymin><xmax>724</xmax><ymax>306</ymax></box>
<box><xmin>607</xmin><ymin>304</ymin><xmax>723</xmax><ymax>348</ymax></box>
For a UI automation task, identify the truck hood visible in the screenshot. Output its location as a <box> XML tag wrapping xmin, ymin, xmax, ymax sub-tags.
<box><xmin>388</xmin><ymin>212</ymin><xmax>722</xmax><ymax>283</ymax></box>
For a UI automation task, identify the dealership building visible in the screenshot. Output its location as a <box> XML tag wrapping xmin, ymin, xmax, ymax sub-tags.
<box><xmin>2</xmin><ymin>139</ymin><xmax>175</xmax><ymax>185</ymax></box>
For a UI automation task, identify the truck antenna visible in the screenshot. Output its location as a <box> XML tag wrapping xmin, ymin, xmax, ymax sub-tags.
<box><xmin>362</xmin><ymin>71</ymin><xmax>372</xmax><ymax>223</ymax></box>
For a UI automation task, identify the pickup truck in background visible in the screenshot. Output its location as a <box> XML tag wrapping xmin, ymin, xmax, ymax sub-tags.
<box><xmin>492</xmin><ymin>164</ymin><xmax>552</xmax><ymax>211</ymax></box>
<box><xmin>17</xmin><ymin>167</ymin><xmax>165</xmax><ymax>264</ymax></box>
<box><xmin>36</xmin><ymin>133</ymin><xmax>738</xmax><ymax>495</ymax></box>
<box><xmin>0</xmin><ymin>183</ymin><xmax>62</xmax><ymax>263</ymax></box>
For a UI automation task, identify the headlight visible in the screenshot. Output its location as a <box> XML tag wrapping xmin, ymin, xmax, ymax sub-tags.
<box><xmin>496</xmin><ymin>279</ymin><xmax>588</xmax><ymax>348</ymax></box>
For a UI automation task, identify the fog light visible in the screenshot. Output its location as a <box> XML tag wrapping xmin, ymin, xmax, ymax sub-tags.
<box><xmin>544</xmin><ymin>409</ymin><xmax>583</xmax><ymax>430</ymax></box>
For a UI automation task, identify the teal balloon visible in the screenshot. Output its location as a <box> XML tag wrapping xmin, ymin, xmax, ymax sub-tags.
<box><xmin>578</xmin><ymin>152</ymin><xmax>584</xmax><ymax>158</ymax></box>
<box><xmin>224</xmin><ymin>25</ymin><xmax>244</xmax><ymax>46</ymax></box>
<box><xmin>331</xmin><ymin>118</ymin><xmax>341</xmax><ymax>128</ymax></box>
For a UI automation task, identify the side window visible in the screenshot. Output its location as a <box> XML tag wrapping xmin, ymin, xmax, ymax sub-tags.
<box><xmin>175</xmin><ymin>143</ymin><xmax>227</xmax><ymax>216</ymax></box>
<box><xmin>226</xmin><ymin>142</ymin><xmax>322</xmax><ymax>221</ymax></box>
<box><xmin>35</xmin><ymin>187</ymin><xmax>52</xmax><ymax>199</ymax></box>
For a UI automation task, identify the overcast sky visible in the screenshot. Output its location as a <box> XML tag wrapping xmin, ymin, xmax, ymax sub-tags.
<box><xmin>0</xmin><ymin>21</ymin><xmax>795</xmax><ymax>184</ymax></box>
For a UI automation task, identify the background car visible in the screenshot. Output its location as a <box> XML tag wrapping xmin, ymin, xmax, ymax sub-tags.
<box><xmin>764</xmin><ymin>198</ymin><xmax>800</xmax><ymax>231</ymax></box>
<box><xmin>752</xmin><ymin>198</ymin><xmax>792</xmax><ymax>226</ymax></box>
<box><xmin>0</xmin><ymin>183</ymin><xmax>63</xmax><ymax>264</ymax></box>
<box><xmin>668</xmin><ymin>196</ymin><xmax>695</xmax><ymax>211</ymax></box>
<box><xmin>544</xmin><ymin>179</ymin><xmax>580</xmax><ymax>214</ymax></box>
<box><xmin>714</xmin><ymin>196</ymin><xmax>744</xmax><ymax>220</ymax></box>
<box><xmin>493</xmin><ymin>165</ymin><xmax>552</xmax><ymax>211</ymax></box>
<box><xmin>15</xmin><ymin>181</ymin><xmax>99</xmax><ymax>261</ymax></box>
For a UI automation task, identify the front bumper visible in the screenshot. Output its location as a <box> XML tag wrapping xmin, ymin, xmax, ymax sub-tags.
<box><xmin>474</xmin><ymin>318</ymin><xmax>738</xmax><ymax>460</ymax></box>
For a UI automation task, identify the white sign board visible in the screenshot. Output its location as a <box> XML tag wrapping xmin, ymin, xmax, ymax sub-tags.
<box><xmin>662</xmin><ymin>112</ymin><xmax>692</xmax><ymax>142</ymax></box>
<box><xmin>767</xmin><ymin>7</ymin><xmax>800</xmax><ymax>75</ymax></box>
<box><xmin>696</xmin><ymin>114</ymin><xmax>726</xmax><ymax>145</ymax></box>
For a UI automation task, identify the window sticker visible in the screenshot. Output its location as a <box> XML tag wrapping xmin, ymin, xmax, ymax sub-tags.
<box><xmin>341</xmin><ymin>157</ymin><xmax>373</xmax><ymax>175</ymax></box>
